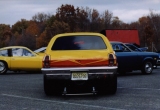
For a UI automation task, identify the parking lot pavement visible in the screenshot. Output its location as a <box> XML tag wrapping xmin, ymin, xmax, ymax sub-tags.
<box><xmin>0</xmin><ymin>68</ymin><xmax>160</xmax><ymax>110</ymax></box>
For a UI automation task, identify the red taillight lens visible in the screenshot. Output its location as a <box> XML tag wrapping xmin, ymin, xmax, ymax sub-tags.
<box><xmin>109</xmin><ymin>54</ymin><xmax>115</xmax><ymax>66</ymax></box>
<box><xmin>43</xmin><ymin>55</ymin><xmax>50</xmax><ymax>68</ymax></box>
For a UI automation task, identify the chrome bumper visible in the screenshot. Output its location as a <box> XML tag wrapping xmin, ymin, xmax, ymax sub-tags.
<box><xmin>42</xmin><ymin>66</ymin><xmax>117</xmax><ymax>80</ymax></box>
<box><xmin>157</xmin><ymin>59</ymin><xmax>160</xmax><ymax>65</ymax></box>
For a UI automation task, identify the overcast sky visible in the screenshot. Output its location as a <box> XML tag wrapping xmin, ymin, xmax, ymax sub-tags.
<box><xmin>0</xmin><ymin>0</ymin><xmax>160</xmax><ymax>26</ymax></box>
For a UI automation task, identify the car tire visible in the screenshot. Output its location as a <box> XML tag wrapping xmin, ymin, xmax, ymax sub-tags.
<box><xmin>118</xmin><ymin>70</ymin><xmax>126</xmax><ymax>75</ymax></box>
<box><xmin>43</xmin><ymin>75</ymin><xmax>62</xmax><ymax>96</ymax></box>
<box><xmin>107</xmin><ymin>74</ymin><xmax>117</xmax><ymax>94</ymax></box>
<box><xmin>0</xmin><ymin>61</ymin><xmax>8</xmax><ymax>75</ymax></box>
<box><xmin>141</xmin><ymin>61</ymin><xmax>153</xmax><ymax>74</ymax></box>
<box><xmin>99</xmin><ymin>74</ymin><xmax>117</xmax><ymax>95</ymax></box>
<box><xmin>44</xmin><ymin>75</ymin><xmax>54</xmax><ymax>96</ymax></box>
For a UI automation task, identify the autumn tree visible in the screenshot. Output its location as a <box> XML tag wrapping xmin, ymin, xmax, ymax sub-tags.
<box><xmin>89</xmin><ymin>9</ymin><xmax>101</xmax><ymax>32</ymax></box>
<box><xmin>145</xmin><ymin>25</ymin><xmax>154</xmax><ymax>50</ymax></box>
<box><xmin>147</xmin><ymin>11</ymin><xmax>160</xmax><ymax>51</ymax></box>
<box><xmin>36</xmin><ymin>31</ymin><xmax>47</xmax><ymax>48</ymax></box>
<box><xmin>46</xmin><ymin>15</ymin><xmax>56</xmax><ymax>27</ymax></box>
<box><xmin>1</xmin><ymin>4</ymin><xmax>159</xmax><ymax>51</ymax></box>
<box><xmin>46</xmin><ymin>20</ymin><xmax>70</xmax><ymax>36</ymax></box>
<box><xmin>129</xmin><ymin>22</ymin><xmax>139</xmax><ymax>29</ymax></box>
<box><xmin>11</xmin><ymin>19</ymin><xmax>29</xmax><ymax>35</ymax></box>
<box><xmin>111</xmin><ymin>16</ymin><xmax>123</xmax><ymax>29</ymax></box>
<box><xmin>0</xmin><ymin>24</ymin><xmax>12</xmax><ymax>47</ymax></box>
<box><xmin>20</xmin><ymin>21</ymin><xmax>41</xmax><ymax>49</ymax></box>
<box><xmin>138</xmin><ymin>17</ymin><xmax>148</xmax><ymax>47</ymax></box>
<box><xmin>36</xmin><ymin>20</ymin><xmax>70</xmax><ymax>48</ymax></box>
<box><xmin>35</xmin><ymin>15</ymin><xmax>56</xmax><ymax>48</ymax></box>
<box><xmin>74</xmin><ymin>7</ymin><xmax>90</xmax><ymax>31</ymax></box>
<box><xmin>55</xmin><ymin>4</ymin><xmax>76</xmax><ymax>31</ymax></box>
<box><xmin>101</xmin><ymin>10</ymin><xmax>113</xmax><ymax>29</ymax></box>
<box><xmin>32</xmin><ymin>12</ymin><xmax>51</xmax><ymax>23</ymax></box>
<box><xmin>9</xmin><ymin>19</ymin><xmax>29</xmax><ymax>46</ymax></box>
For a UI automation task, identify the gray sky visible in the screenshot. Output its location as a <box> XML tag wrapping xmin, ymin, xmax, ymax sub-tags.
<box><xmin>0</xmin><ymin>0</ymin><xmax>160</xmax><ymax>26</ymax></box>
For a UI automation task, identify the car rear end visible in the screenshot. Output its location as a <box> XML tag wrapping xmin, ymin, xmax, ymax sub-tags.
<box><xmin>42</xmin><ymin>33</ymin><xmax>118</xmax><ymax>95</ymax></box>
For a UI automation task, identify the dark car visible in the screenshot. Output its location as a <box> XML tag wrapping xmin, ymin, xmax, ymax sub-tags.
<box><xmin>156</xmin><ymin>51</ymin><xmax>160</xmax><ymax>66</ymax></box>
<box><xmin>125</xmin><ymin>43</ymin><xmax>159</xmax><ymax>68</ymax></box>
<box><xmin>110</xmin><ymin>41</ymin><xmax>159</xmax><ymax>75</ymax></box>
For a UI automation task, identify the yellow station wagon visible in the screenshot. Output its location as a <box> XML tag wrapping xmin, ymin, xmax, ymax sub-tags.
<box><xmin>0</xmin><ymin>46</ymin><xmax>44</xmax><ymax>74</ymax></box>
<box><xmin>42</xmin><ymin>32</ymin><xmax>118</xmax><ymax>95</ymax></box>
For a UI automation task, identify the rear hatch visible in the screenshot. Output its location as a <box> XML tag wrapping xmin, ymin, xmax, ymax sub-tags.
<box><xmin>43</xmin><ymin>35</ymin><xmax>115</xmax><ymax>67</ymax></box>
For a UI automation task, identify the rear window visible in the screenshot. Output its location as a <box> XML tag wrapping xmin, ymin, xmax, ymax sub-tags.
<box><xmin>51</xmin><ymin>36</ymin><xmax>107</xmax><ymax>50</ymax></box>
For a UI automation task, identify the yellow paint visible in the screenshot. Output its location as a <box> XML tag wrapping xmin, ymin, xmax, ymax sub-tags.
<box><xmin>45</xmin><ymin>32</ymin><xmax>116</xmax><ymax>64</ymax></box>
<box><xmin>0</xmin><ymin>46</ymin><xmax>44</xmax><ymax>71</ymax></box>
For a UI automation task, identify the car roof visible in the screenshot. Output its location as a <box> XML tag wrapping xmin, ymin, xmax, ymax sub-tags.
<box><xmin>0</xmin><ymin>46</ymin><xmax>29</xmax><ymax>51</ymax></box>
<box><xmin>54</xmin><ymin>32</ymin><xmax>107</xmax><ymax>38</ymax></box>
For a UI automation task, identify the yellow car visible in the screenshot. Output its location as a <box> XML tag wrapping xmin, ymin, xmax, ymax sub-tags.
<box><xmin>42</xmin><ymin>32</ymin><xmax>118</xmax><ymax>95</ymax></box>
<box><xmin>0</xmin><ymin>46</ymin><xmax>44</xmax><ymax>74</ymax></box>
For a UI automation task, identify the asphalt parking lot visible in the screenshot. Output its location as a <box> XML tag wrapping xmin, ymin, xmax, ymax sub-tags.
<box><xmin>0</xmin><ymin>68</ymin><xmax>160</xmax><ymax>110</ymax></box>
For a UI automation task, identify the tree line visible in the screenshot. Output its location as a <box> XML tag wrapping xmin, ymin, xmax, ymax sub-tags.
<box><xmin>0</xmin><ymin>4</ymin><xmax>160</xmax><ymax>51</ymax></box>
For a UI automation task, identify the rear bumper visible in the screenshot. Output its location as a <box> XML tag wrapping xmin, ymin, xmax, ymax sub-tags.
<box><xmin>157</xmin><ymin>59</ymin><xmax>160</xmax><ymax>66</ymax></box>
<box><xmin>42</xmin><ymin>66</ymin><xmax>117</xmax><ymax>80</ymax></box>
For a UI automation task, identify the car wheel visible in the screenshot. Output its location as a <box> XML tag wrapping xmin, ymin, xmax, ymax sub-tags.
<box><xmin>141</xmin><ymin>61</ymin><xmax>153</xmax><ymax>74</ymax></box>
<box><xmin>43</xmin><ymin>75</ymin><xmax>62</xmax><ymax>96</ymax></box>
<box><xmin>99</xmin><ymin>74</ymin><xmax>117</xmax><ymax>95</ymax></box>
<box><xmin>107</xmin><ymin>74</ymin><xmax>117</xmax><ymax>94</ymax></box>
<box><xmin>0</xmin><ymin>61</ymin><xmax>8</xmax><ymax>75</ymax></box>
<box><xmin>44</xmin><ymin>75</ymin><xmax>54</xmax><ymax>96</ymax></box>
<box><xmin>118</xmin><ymin>70</ymin><xmax>126</xmax><ymax>75</ymax></box>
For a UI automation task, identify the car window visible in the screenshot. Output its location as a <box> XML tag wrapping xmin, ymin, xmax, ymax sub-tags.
<box><xmin>51</xmin><ymin>36</ymin><xmax>107</xmax><ymax>50</ymax></box>
<box><xmin>120</xmin><ymin>44</ymin><xmax>130</xmax><ymax>52</ymax></box>
<box><xmin>23</xmin><ymin>49</ymin><xmax>34</xmax><ymax>56</ymax></box>
<box><xmin>112</xmin><ymin>44</ymin><xmax>120</xmax><ymax>51</ymax></box>
<box><xmin>12</xmin><ymin>48</ymin><xmax>34</xmax><ymax>57</ymax></box>
<box><xmin>0</xmin><ymin>49</ymin><xmax>8</xmax><ymax>56</ymax></box>
<box><xmin>126</xmin><ymin>45</ymin><xmax>136</xmax><ymax>50</ymax></box>
<box><xmin>12</xmin><ymin>48</ymin><xmax>23</xmax><ymax>56</ymax></box>
<box><xmin>111</xmin><ymin>43</ymin><xmax>130</xmax><ymax>52</ymax></box>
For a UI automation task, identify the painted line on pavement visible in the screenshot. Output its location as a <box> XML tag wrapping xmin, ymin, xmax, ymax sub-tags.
<box><xmin>1</xmin><ymin>93</ymin><xmax>125</xmax><ymax>110</ymax></box>
<box><xmin>118</xmin><ymin>87</ymin><xmax>160</xmax><ymax>91</ymax></box>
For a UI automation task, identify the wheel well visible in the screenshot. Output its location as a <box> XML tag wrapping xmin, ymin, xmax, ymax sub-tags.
<box><xmin>142</xmin><ymin>59</ymin><xmax>153</xmax><ymax>65</ymax></box>
<box><xmin>0</xmin><ymin>60</ymin><xmax>8</xmax><ymax>69</ymax></box>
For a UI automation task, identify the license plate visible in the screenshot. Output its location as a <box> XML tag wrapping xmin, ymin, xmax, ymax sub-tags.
<box><xmin>71</xmin><ymin>72</ymin><xmax>88</xmax><ymax>80</ymax></box>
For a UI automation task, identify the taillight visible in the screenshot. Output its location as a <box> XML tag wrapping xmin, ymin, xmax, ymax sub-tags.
<box><xmin>108</xmin><ymin>54</ymin><xmax>115</xmax><ymax>66</ymax></box>
<box><xmin>43</xmin><ymin>55</ymin><xmax>50</xmax><ymax>68</ymax></box>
